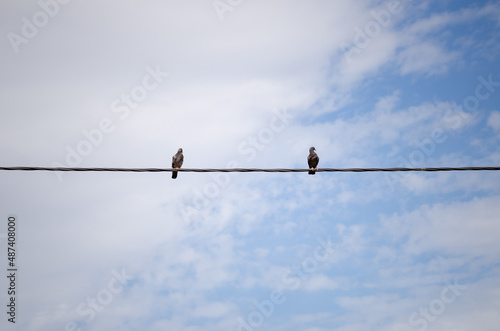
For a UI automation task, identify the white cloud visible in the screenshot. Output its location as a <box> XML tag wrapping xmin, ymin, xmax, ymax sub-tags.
<box><xmin>302</xmin><ymin>274</ymin><xmax>343</xmax><ymax>291</ymax></box>
<box><xmin>488</xmin><ymin>111</ymin><xmax>500</xmax><ymax>131</ymax></box>
<box><xmin>380</xmin><ymin>195</ymin><xmax>500</xmax><ymax>257</ymax></box>
<box><xmin>334</xmin><ymin>2</ymin><xmax>500</xmax><ymax>88</ymax></box>
<box><xmin>397</xmin><ymin>41</ymin><xmax>460</xmax><ymax>75</ymax></box>
<box><xmin>406</xmin><ymin>4</ymin><xmax>500</xmax><ymax>36</ymax></box>
<box><xmin>192</xmin><ymin>301</ymin><xmax>236</xmax><ymax>319</ymax></box>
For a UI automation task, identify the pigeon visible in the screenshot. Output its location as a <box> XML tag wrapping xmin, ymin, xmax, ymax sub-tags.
<box><xmin>307</xmin><ymin>147</ymin><xmax>319</xmax><ymax>175</ymax></box>
<box><xmin>171</xmin><ymin>148</ymin><xmax>184</xmax><ymax>179</ymax></box>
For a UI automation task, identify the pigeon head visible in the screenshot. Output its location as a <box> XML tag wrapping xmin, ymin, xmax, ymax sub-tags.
<box><xmin>309</xmin><ymin>147</ymin><xmax>316</xmax><ymax>153</ymax></box>
<box><xmin>178</xmin><ymin>148</ymin><xmax>183</xmax><ymax>153</ymax></box>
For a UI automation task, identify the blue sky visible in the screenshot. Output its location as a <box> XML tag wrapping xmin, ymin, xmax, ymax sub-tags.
<box><xmin>1</xmin><ymin>1</ymin><xmax>500</xmax><ymax>330</ymax></box>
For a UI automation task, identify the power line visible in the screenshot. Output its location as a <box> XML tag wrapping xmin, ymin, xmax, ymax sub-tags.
<box><xmin>0</xmin><ymin>166</ymin><xmax>500</xmax><ymax>173</ymax></box>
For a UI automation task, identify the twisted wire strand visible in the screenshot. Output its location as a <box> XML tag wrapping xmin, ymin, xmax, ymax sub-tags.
<box><xmin>1</xmin><ymin>166</ymin><xmax>500</xmax><ymax>173</ymax></box>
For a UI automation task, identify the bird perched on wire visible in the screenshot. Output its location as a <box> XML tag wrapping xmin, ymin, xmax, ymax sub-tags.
<box><xmin>171</xmin><ymin>148</ymin><xmax>184</xmax><ymax>179</ymax></box>
<box><xmin>307</xmin><ymin>147</ymin><xmax>319</xmax><ymax>175</ymax></box>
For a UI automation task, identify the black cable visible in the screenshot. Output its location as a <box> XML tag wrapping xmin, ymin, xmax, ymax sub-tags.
<box><xmin>0</xmin><ymin>166</ymin><xmax>500</xmax><ymax>173</ymax></box>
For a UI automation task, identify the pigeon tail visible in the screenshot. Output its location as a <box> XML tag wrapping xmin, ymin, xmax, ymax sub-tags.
<box><xmin>308</xmin><ymin>170</ymin><xmax>316</xmax><ymax>175</ymax></box>
<box><xmin>172</xmin><ymin>171</ymin><xmax>178</xmax><ymax>179</ymax></box>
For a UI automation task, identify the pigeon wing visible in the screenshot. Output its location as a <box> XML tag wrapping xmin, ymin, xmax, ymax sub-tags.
<box><xmin>308</xmin><ymin>153</ymin><xmax>319</xmax><ymax>169</ymax></box>
<box><xmin>307</xmin><ymin>151</ymin><xmax>319</xmax><ymax>175</ymax></box>
<box><xmin>171</xmin><ymin>151</ymin><xmax>184</xmax><ymax>179</ymax></box>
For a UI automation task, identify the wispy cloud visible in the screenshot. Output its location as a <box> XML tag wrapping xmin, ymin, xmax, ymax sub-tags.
<box><xmin>1</xmin><ymin>1</ymin><xmax>500</xmax><ymax>331</ymax></box>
